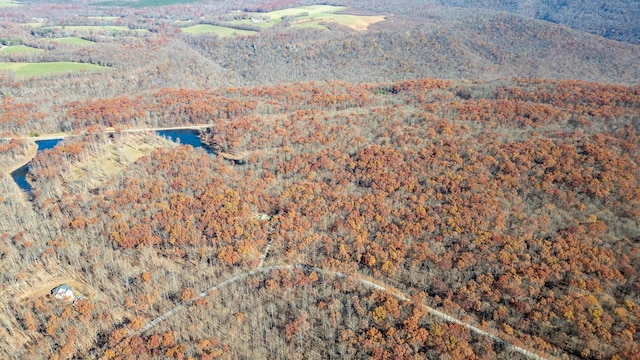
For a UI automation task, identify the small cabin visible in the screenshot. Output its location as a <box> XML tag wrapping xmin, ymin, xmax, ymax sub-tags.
<box><xmin>51</xmin><ymin>284</ymin><xmax>74</xmax><ymax>300</ymax></box>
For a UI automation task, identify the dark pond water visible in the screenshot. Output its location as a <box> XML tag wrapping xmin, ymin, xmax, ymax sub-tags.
<box><xmin>156</xmin><ymin>129</ymin><xmax>214</xmax><ymax>155</ymax></box>
<box><xmin>157</xmin><ymin>129</ymin><xmax>246</xmax><ymax>165</ymax></box>
<box><xmin>11</xmin><ymin>139</ymin><xmax>62</xmax><ymax>193</ymax></box>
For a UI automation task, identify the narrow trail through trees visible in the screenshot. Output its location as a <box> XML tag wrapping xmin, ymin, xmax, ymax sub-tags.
<box><xmin>135</xmin><ymin>263</ymin><xmax>552</xmax><ymax>360</ymax></box>
<box><xmin>256</xmin><ymin>235</ymin><xmax>273</xmax><ymax>269</ymax></box>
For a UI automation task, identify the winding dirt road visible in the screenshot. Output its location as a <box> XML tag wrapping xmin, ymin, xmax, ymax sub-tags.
<box><xmin>135</xmin><ymin>262</ymin><xmax>551</xmax><ymax>360</ymax></box>
<box><xmin>12</xmin><ymin>127</ymin><xmax>553</xmax><ymax>359</ymax></box>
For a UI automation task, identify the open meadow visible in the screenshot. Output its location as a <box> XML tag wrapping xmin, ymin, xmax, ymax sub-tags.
<box><xmin>0</xmin><ymin>0</ymin><xmax>19</xmax><ymax>7</ymax></box>
<box><xmin>180</xmin><ymin>24</ymin><xmax>258</xmax><ymax>37</ymax></box>
<box><xmin>226</xmin><ymin>5</ymin><xmax>383</xmax><ymax>31</ymax></box>
<box><xmin>96</xmin><ymin>0</ymin><xmax>203</xmax><ymax>7</ymax></box>
<box><xmin>50</xmin><ymin>37</ymin><xmax>96</xmax><ymax>45</ymax></box>
<box><xmin>43</xmin><ymin>25</ymin><xmax>149</xmax><ymax>33</ymax></box>
<box><xmin>0</xmin><ymin>62</ymin><xmax>107</xmax><ymax>77</ymax></box>
<box><xmin>0</xmin><ymin>45</ymin><xmax>44</xmax><ymax>54</ymax></box>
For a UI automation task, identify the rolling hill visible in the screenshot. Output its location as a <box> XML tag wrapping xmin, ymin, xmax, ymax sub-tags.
<box><xmin>0</xmin><ymin>1</ymin><xmax>638</xmax><ymax>359</ymax></box>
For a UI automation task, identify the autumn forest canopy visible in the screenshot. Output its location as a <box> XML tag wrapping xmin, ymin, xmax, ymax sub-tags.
<box><xmin>0</xmin><ymin>0</ymin><xmax>639</xmax><ymax>359</ymax></box>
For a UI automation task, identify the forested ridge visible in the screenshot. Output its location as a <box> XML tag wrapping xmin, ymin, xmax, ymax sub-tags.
<box><xmin>1</xmin><ymin>0</ymin><xmax>639</xmax><ymax>114</ymax></box>
<box><xmin>1</xmin><ymin>0</ymin><xmax>639</xmax><ymax>359</ymax></box>
<box><xmin>1</xmin><ymin>77</ymin><xmax>639</xmax><ymax>359</ymax></box>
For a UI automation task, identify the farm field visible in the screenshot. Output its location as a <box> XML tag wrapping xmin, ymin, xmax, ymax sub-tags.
<box><xmin>43</xmin><ymin>25</ymin><xmax>149</xmax><ymax>33</ymax></box>
<box><xmin>50</xmin><ymin>37</ymin><xmax>96</xmax><ymax>45</ymax></box>
<box><xmin>0</xmin><ymin>0</ymin><xmax>19</xmax><ymax>7</ymax></box>
<box><xmin>227</xmin><ymin>5</ymin><xmax>384</xmax><ymax>31</ymax></box>
<box><xmin>294</xmin><ymin>13</ymin><xmax>385</xmax><ymax>31</ymax></box>
<box><xmin>0</xmin><ymin>45</ymin><xmax>44</xmax><ymax>54</ymax></box>
<box><xmin>0</xmin><ymin>62</ymin><xmax>107</xmax><ymax>77</ymax></box>
<box><xmin>20</xmin><ymin>22</ymin><xmax>44</xmax><ymax>27</ymax></box>
<box><xmin>180</xmin><ymin>24</ymin><xmax>258</xmax><ymax>37</ymax></box>
<box><xmin>289</xmin><ymin>20</ymin><xmax>328</xmax><ymax>31</ymax></box>
<box><xmin>87</xmin><ymin>16</ymin><xmax>121</xmax><ymax>20</ymax></box>
<box><xmin>96</xmin><ymin>0</ymin><xmax>203</xmax><ymax>7</ymax></box>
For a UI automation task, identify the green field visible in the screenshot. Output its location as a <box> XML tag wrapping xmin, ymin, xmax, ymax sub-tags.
<box><xmin>87</xmin><ymin>16</ymin><xmax>121</xmax><ymax>20</ymax></box>
<box><xmin>228</xmin><ymin>5</ymin><xmax>347</xmax><ymax>29</ymax></box>
<box><xmin>44</xmin><ymin>25</ymin><xmax>149</xmax><ymax>33</ymax></box>
<box><xmin>227</xmin><ymin>5</ymin><xmax>383</xmax><ymax>31</ymax></box>
<box><xmin>0</xmin><ymin>45</ymin><xmax>44</xmax><ymax>54</ymax></box>
<box><xmin>299</xmin><ymin>13</ymin><xmax>386</xmax><ymax>31</ymax></box>
<box><xmin>228</xmin><ymin>18</ymin><xmax>280</xmax><ymax>29</ymax></box>
<box><xmin>0</xmin><ymin>0</ymin><xmax>20</xmax><ymax>7</ymax></box>
<box><xmin>0</xmin><ymin>62</ymin><xmax>108</xmax><ymax>77</ymax></box>
<box><xmin>97</xmin><ymin>0</ymin><xmax>203</xmax><ymax>7</ymax></box>
<box><xmin>51</xmin><ymin>37</ymin><xmax>96</xmax><ymax>45</ymax></box>
<box><xmin>289</xmin><ymin>21</ymin><xmax>329</xmax><ymax>31</ymax></box>
<box><xmin>262</xmin><ymin>5</ymin><xmax>346</xmax><ymax>19</ymax></box>
<box><xmin>180</xmin><ymin>24</ymin><xmax>257</xmax><ymax>37</ymax></box>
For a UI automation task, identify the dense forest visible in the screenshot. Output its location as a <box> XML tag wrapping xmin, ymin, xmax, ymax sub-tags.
<box><xmin>2</xmin><ymin>78</ymin><xmax>639</xmax><ymax>359</ymax></box>
<box><xmin>1</xmin><ymin>0</ymin><xmax>639</xmax><ymax>359</ymax></box>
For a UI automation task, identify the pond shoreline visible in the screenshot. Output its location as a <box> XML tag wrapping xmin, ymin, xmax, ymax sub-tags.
<box><xmin>4</xmin><ymin>140</ymin><xmax>37</xmax><ymax>175</ymax></box>
<box><xmin>0</xmin><ymin>124</ymin><xmax>212</xmax><ymax>142</ymax></box>
<box><xmin>8</xmin><ymin>126</ymin><xmax>214</xmax><ymax>193</ymax></box>
<box><xmin>2</xmin><ymin>124</ymin><xmax>212</xmax><ymax>175</ymax></box>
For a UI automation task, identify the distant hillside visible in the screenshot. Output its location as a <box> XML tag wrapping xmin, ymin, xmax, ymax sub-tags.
<box><xmin>426</xmin><ymin>0</ymin><xmax>640</xmax><ymax>44</ymax></box>
<box><xmin>185</xmin><ymin>10</ymin><xmax>639</xmax><ymax>86</ymax></box>
<box><xmin>0</xmin><ymin>1</ymin><xmax>637</xmax><ymax>111</ymax></box>
<box><xmin>20</xmin><ymin>0</ymin><xmax>640</xmax><ymax>45</ymax></box>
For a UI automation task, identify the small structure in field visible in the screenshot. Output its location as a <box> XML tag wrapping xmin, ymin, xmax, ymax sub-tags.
<box><xmin>256</xmin><ymin>213</ymin><xmax>272</xmax><ymax>221</ymax></box>
<box><xmin>51</xmin><ymin>284</ymin><xmax>74</xmax><ymax>300</ymax></box>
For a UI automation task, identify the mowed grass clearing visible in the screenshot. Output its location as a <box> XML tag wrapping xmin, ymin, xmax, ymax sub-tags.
<box><xmin>44</xmin><ymin>25</ymin><xmax>149</xmax><ymax>33</ymax></box>
<box><xmin>21</xmin><ymin>22</ymin><xmax>44</xmax><ymax>27</ymax></box>
<box><xmin>87</xmin><ymin>16</ymin><xmax>121</xmax><ymax>20</ymax></box>
<box><xmin>0</xmin><ymin>62</ymin><xmax>108</xmax><ymax>77</ymax></box>
<box><xmin>264</xmin><ymin>5</ymin><xmax>346</xmax><ymax>19</ymax></box>
<box><xmin>67</xmin><ymin>133</ymin><xmax>174</xmax><ymax>189</ymax></box>
<box><xmin>51</xmin><ymin>37</ymin><xmax>96</xmax><ymax>45</ymax></box>
<box><xmin>96</xmin><ymin>0</ymin><xmax>203</xmax><ymax>7</ymax></box>
<box><xmin>181</xmin><ymin>24</ymin><xmax>257</xmax><ymax>37</ymax></box>
<box><xmin>228</xmin><ymin>5</ymin><xmax>384</xmax><ymax>31</ymax></box>
<box><xmin>228</xmin><ymin>5</ymin><xmax>346</xmax><ymax>29</ymax></box>
<box><xmin>0</xmin><ymin>0</ymin><xmax>20</xmax><ymax>7</ymax></box>
<box><xmin>299</xmin><ymin>13</ymin><xmax>386</xmax><ymax>31</ymax></box>
<box><xmin>289</xmin><ymin>20</ymin><xmax>328</xmax><ymax>30</ymax></box>
<box><xmin>0</xmin><ymin>45</ymin><xmax>45</xmax><ymax>54</ymax></box>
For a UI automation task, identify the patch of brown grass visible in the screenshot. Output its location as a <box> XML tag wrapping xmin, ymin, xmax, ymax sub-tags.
<box><xmin>66</xmin><ymin>133</ymin><xmax>174</xmax><ymax>190</ymax></box>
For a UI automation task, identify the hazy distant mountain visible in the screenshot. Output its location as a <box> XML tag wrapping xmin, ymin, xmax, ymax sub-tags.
<box><xmin>436</xmin><ymin>0</ymin><xmax>640</xmax><ymax>44</ymax></box>
<box><xmin>339</xmin><ymin>0</ymin><xmax>638</xmax><ymax>44</ymax></box>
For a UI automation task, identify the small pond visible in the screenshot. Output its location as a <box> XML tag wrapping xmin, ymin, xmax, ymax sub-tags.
<box><xmin>11</xmin><ymin>129</ymin><xmax>213</xmax><ymax>194</ymax></box>
<box><xmin>11</xmin><ymin>139</ymin><xmax>62</xmax><ymax>193</ymax></box>
<box><xmin>156</xmin><ymin>129</ymin><xmax>214</xmax><ymax>155</ymax></box>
